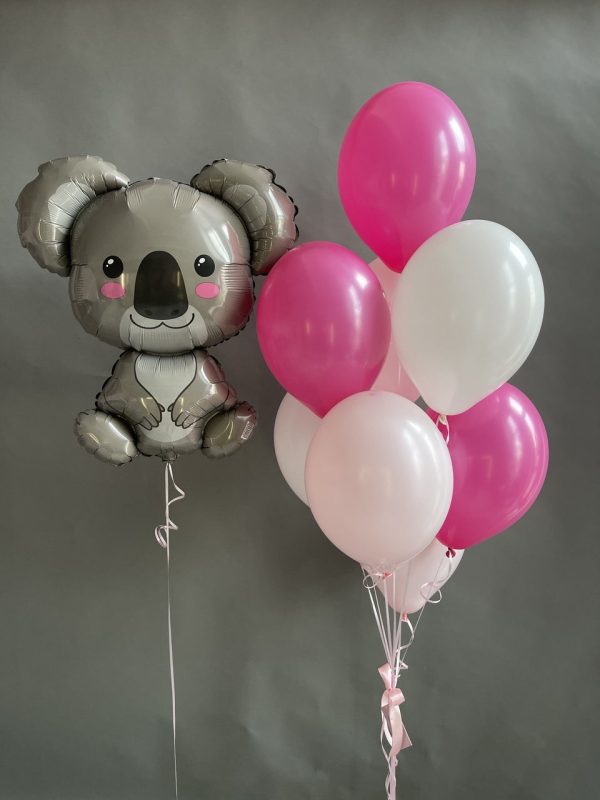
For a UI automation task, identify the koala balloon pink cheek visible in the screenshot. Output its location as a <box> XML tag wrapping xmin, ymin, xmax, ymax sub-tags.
<box><xmin>101</xmin><ymin>282</ymin><xmax>126</xmax><ymax>299</ymax></box>
<box><xmin>195</xmin><ymin>282</ymin><xmax>220</xmax><ymax>299</ymax></box>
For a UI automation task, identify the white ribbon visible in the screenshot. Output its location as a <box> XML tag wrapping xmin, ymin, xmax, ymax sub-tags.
<box><xmin>155</xmin><ymin>462</ymin><xmax>186</xmax><ymax>800</ymax></box>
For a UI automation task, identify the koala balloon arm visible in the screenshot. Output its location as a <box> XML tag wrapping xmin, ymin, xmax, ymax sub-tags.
<box><xmin>96</xmin><ymin>351</ymin><xmax>163</xmax><ymax>431</ymax></box>
<box><xmin>169</xmin><ymin>351</ymin><xmax>237</xmax><ymax>430</ymax></box>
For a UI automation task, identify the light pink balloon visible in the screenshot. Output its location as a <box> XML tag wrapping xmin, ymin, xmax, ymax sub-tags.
<box><xmin>257</xmin><ymin>242</ymin><xmax>390</xmax><ymax>417</ymax></box>
<box><xmin>305</xmin><ymin>392</ymin><xmax>453</xmax><ymax>569</ymax></box>
<box><xmin>369</xmin><ymin>259</ymin><xmax>419</xmax><ymax>400</ymax></box>
<box><xmin>372</xmin><ymin>539</ymin><xmax>463</xmax><ymax>615</ymax></box>
<box><xmin>338</xmin><ymin>82</ymin><xmax>476</xmax><ymax>272</ymax></box>
<box><xmin>431</xmin><ymin>383</ymin><xmax>549</xmax><ymax>550</ymax></box>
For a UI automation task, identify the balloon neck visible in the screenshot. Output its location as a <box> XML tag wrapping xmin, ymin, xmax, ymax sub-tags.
<box><xmin>445</xmin><ymin>547</ymin><xmax>456</xmax><ymax>559</ymax></box>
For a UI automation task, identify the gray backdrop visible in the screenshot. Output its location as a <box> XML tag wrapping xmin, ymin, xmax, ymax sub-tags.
<box><xmin>1</xmin><ymin>1</ymin><xmax>598</xmax><ymax>798</ymax></box>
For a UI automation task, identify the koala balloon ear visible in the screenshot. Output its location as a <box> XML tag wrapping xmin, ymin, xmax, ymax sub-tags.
<box><xmin>16</xmin><ymin>156</ymin><xmax>129</xmax><ymax>277</ymax></box>
<box><xmin>191</xmin><ymin>159</ymin><xmax>298</xmax><ymax>275</ymax></box>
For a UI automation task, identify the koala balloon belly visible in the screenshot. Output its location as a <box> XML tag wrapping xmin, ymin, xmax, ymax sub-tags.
<box><xmin>134</xmin><ymin>353</ymin><xmax>201</xmax><ymax>457</ymax></box>
<box><xmin>88</xmin><ymin>347</ymin><xmax>250</xmax><ymax>463</ymax></box>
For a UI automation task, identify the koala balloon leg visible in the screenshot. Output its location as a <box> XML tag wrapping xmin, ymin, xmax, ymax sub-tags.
<box><xmin>74</xmin><ymin>409</ymin><xmax>139</xmax><ymax>466</ymax></box>
<box><xmin>202</xmin><ymin>402</ymin><xmax>256</xmax><ymax>459</ymax></box>
<box><xmin>75</xmin><ymin>349</ymin><xmax>255</xmax><ymax>464</ymax></box>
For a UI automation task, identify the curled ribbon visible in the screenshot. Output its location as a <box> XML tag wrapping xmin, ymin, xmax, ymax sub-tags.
<box><xmin>155</xmin><ymin>461</ymin><xmax>185</xmax><ymax>549</ymax></box>
<box><xmin>418</xmin><ymin>548</ymin><xmax>456</xmax><ymax>605</ymax></box>
<box><xmin>379</xmin><ymin>663</ymin><xmax>412</xmax><ymax>800</ymax></box>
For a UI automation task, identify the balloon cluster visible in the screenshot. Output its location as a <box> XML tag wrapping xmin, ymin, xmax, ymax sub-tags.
<box><xmin>258</xmin><ymin>81</ymin><xmax>548</xmax><ymax>604</ymax></box>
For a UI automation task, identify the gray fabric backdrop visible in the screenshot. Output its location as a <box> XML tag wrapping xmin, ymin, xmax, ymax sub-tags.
<box><xmin>1</xmin><ymin>1</ymin><xmax>598</xmax><ymax>798</ymax></box>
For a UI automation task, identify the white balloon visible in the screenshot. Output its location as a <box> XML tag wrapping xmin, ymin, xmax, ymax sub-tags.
<box><xmin>369</xmin><ymin>259</ymin><xmax>419</xmax><ymax>400</ymax></box>
<box><xmin>274</xmin><ymin>393</ymin><xmax>320</xmax><ymax>504</ymax></box>
<box><xmin>371</xmin><ymin>539</ymin><xmax>463</xmax><ymax>615</ymax></box>
<box><xmin>392</xmin><ymin>221</ymin><xmax>544</xmax><ymax>415</ymax></box>
<box><xmin>305</xmin><ymin>392</ymin><xmax>453</xmax><ymax>568</ymax></box>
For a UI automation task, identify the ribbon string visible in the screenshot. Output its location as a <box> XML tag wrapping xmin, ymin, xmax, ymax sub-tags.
<box><xmin>379</xmin><ymin>663</ymin><xmax>412</xmax><ymax>800</ymax></box>
<box><xmin>155</xmin><ymin>462</ymin><xmax>186</xmax><ymax>800</ymax></box>
<box><xmin>363</xmin><ymin>547</ymin><xmax>457</xmax><ymax>799</ymax></box>
<box><xmin>363</xmin><ymin>568</ymin><xmax>412</xmax><ymax>800</ymax></box>
<box><xmin>408</xmin><ymin>548</ymin><xmax>456</xmax><ymax>653</ymax></box>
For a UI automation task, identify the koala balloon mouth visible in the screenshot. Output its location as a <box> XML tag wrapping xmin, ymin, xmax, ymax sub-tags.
<box><xmin>129</xmin><ymin>313</ymin><xmax>196</xmax><ymax>331</ymax></box>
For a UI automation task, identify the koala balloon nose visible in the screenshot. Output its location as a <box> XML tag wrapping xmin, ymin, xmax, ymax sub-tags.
<box><xmin>134</xmin><ymin>251</ymin><xmax>189</xmax><ymax>319</ymax></box>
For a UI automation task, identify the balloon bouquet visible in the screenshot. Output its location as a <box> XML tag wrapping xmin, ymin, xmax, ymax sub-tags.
<box><xmin>258</xmin><ymin>83</ymin><xmax>548</xmax><ymax>798</ymax></box>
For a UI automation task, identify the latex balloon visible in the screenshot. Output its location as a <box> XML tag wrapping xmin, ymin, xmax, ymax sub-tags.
<box><xmin>257</xmin><ymin>242</ymin><xmax>391</xmax><ymax>417</ymax></box>
<box><xmin>305</xmin><ymin>392</ymin><xmax>453</xmax><ymax>569</ymax></box>
<box><xmin>338</xmin><ymin>82</ymin><xmax>476</xmax><ymax>272</ymax></box>
<box><xmin>369</xmin><ymin>259</ymin><xmax>419</xmax><ymax>400</ymax></box>
<box><xmin>17</xmin><ymin>156</ymin><xmax>297</xmax><ymax>464</ymax></box>
<box><xmin>431</xmin><ymin>383</ymin><xmax>549</xmax><ymax>550</ymax></box>
<box><xmin>273</xmin><ymin>394</ymin><xmax>320</xmax><ymax>504</ymax></box>
<box><xmin>369</xmin><ymin>256</ymin><xmax>400</xmax><ymax>304</ymax></box>
<box><xmin>372</xmin><ymin>539</ymin><xmax>464</xmax><ymax>615</ymax></box>
<box><xmin>393</xmin><ymin>220</ymin><xmax>545</xmax><ymax>415</ymax></box>
<box><xmin>370</xmin><ymin>345</ymin><xmax>420</xmax><ymax>399</ymax></box>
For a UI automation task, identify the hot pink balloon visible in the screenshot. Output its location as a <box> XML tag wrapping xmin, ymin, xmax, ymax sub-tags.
<box><xmin>257</xmin><ymin>242</ymin><xmax>390</xmax><ymax>417</ymax></box>
<box><xmin>430</xmin><ymin>384</ymin><xmax>549</xmax><ymax>550</ymax></box>
<box><xmin>338</xmin><ymin>82</ymin><xmax>476</xmax><ymax>272</ymax></box>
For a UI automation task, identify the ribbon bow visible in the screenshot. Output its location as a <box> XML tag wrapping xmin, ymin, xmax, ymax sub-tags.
<box><xmin>379</xmin><ymin>662</ymin><xmax>412</xmax><ymax>800</ymax></box>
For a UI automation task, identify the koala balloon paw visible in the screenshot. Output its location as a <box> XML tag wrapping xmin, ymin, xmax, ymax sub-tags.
<box><xmin>202</xmin><ymin>402</ymin><xmax>257</xmax><ymax>459</ymax></box>
<box><xmin>17</xmin><ymin>156</ymin><xmax>297</xmax><ymax>465</ymax></box>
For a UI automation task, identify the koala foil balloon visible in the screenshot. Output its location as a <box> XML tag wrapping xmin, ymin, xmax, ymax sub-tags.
<box><xmin>17</xmin><ymin>156</ymin><xmax>298</xmax><ymax>464</ymax></box>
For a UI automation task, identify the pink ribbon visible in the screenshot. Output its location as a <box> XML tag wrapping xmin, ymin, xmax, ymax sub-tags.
<box><xmin>379</xmin><ymin>663</ymin><xmax>412</xmax><ymax>800</ymax></box>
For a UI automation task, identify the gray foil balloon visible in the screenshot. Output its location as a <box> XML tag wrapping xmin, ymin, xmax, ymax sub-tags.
<box><xmin>16</xmin><ymin>156</ymin><xmax>298</xmax><ymax>464</ymax></box>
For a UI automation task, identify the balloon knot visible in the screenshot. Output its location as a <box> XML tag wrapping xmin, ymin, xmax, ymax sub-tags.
<box><xmin>446</xmin><ymin>548</ymin><xmax>456</xmax><ymax>558</ymax></box>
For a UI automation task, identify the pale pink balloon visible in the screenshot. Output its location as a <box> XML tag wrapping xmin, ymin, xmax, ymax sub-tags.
<box><xmin>305</xmin><ymin>392</ymin><xmax>453</xmax><ymax>569</ymax></box>
<box><xmin>369</xmin><ymin>259</ymin><xmax>419</xmax><ymax>400</ymax></box>
<box><xmin>338</xmin><ymin>82</ymin><xmax>476</xmax><ymax>272</ymax></box>
<box><xmin>373</xmin><ymin>539</ymin><xmax>464</xmax><ymax>615</ymax></box>
<box><xmin>431</xmin><ymin>383</ymin><xmax>549</xmax><ymax>550</ymax></box>
<box><xmin>257</xmin><ymin>242</ymin><xmax>390</xmax><ymax>417</ymax></box>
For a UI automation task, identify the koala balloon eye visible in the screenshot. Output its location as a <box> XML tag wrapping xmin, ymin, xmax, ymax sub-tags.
<box><xmin>103</xmin><ymin>255</ymin><xmax>124</xmax><ymax>279</ymax></box>
<box><xmin>194</xmin><ymin>254</ymin><xmax>215</xmax><ymax>277</ymax></box>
